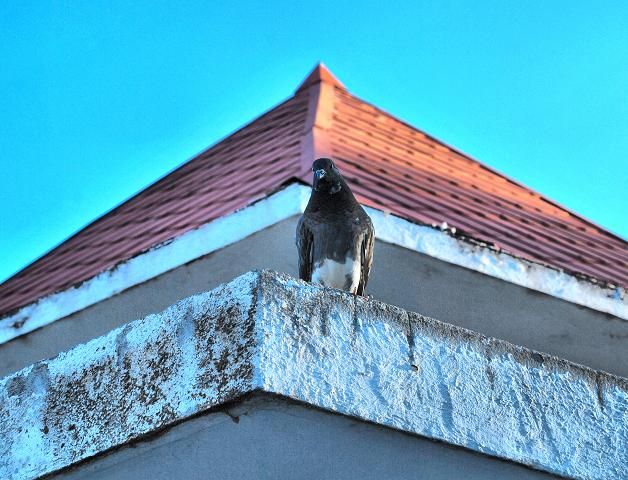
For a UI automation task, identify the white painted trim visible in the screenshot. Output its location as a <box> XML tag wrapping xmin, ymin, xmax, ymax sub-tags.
<box><xmin>1</xmin><ymin>184</ymin><xmax>625</xmax><ymax>345</ymax></box>
<box><xmin>0</xmin><ymin>184</ymin><xmax>310</xmax><ymax>344</ymax></box>
<box><xmin>365</xmin><ymin>207</ymin><xmax>627</xmax><ymax>320</ymax></box>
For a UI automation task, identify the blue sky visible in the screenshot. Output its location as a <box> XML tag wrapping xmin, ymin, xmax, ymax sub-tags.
<box><xmin>1</xmin><ymin>1</ymin><xmax>627</xmax><ymax>283</ymax></box>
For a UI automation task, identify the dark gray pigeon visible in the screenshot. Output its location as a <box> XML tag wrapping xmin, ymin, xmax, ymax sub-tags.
<box><xmin>296</xmin><ymin>158</ymin><xmax>374</xmax><ymax>295</ymax></box>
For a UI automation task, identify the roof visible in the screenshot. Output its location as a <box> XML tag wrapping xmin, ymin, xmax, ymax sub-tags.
<box><xmin>1</xmin><ymin>64</ymin><xmax>626</xmax><ymax>317</ymax></box>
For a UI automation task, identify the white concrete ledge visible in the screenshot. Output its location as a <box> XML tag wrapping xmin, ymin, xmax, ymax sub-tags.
<box><xmin>2</xmin><ymin>183</ymin><xmax>626</xmax><ymax>347</ymax></box>
<box><xmin>0</xmin><ymin>184</ymin><xmax>311</xmax><ymax>344</ymax></box>
<box><xmin>0</xmin><ymin>271</ymin><xmax>626</xmax><ymax>480</ymax></box>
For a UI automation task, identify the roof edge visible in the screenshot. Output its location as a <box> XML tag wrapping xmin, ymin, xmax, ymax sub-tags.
<box><xmin>0</xmin><ymin>183</ymin><xmax>625</xmax><ymax>347</ymax></box>
<box><xmin>0</xmin><ymin>93</ymin><xmax>302</xmax><ymax>289</ymax></box>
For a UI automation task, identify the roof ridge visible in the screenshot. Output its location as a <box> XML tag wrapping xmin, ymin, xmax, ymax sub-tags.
<box><xmin>297</xmin><ymin>65</ymin><xmax>339</xmax><ymax>180</ymax></box>
<box><xmin>295</xmin><ymin>62</ymin><xmax>346</xmax><ymax>93</ymax></box>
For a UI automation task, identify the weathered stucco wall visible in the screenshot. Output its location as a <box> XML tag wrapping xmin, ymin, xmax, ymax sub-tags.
<box><xmin>54</xmin><ymin>394</ymin><xmax>560</xmax><ymax>480</ymax></box>
<box><xmin>1</xmin><ymin>217</ymin><xmax>626</xmax><ymax>379</ymax></box>
<box><xmin>1</xmin><ymin>271</ymin><xmax>626</xmax><ymax>480</ymax></box>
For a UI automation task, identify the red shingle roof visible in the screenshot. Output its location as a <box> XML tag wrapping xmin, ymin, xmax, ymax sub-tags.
<box><xmin>1</xmin><ymin>64</ymin><xmax>626</xmax><ymax>316</ymax></box>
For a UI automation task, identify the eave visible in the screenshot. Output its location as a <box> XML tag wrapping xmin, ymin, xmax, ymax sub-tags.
<box><xmin>1</xmin><ymin>183</ymin><xmax>626</xmax><ymax>346</ymax></box>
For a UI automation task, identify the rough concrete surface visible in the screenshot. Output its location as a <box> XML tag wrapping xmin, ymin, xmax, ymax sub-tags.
<box><xmin>1</xmin><ymin>271</ymin><xmax>626</xmax><ymax>480</ymax></box>
<box><xmin>0</xmin><ymin>274</ymin><xmax>258</xmax><ymax>480</ymax></box>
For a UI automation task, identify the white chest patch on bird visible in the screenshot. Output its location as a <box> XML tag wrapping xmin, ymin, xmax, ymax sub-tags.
<box><xmin>311</xmin><ymin>256</ymin><xmax>361</xmax><ymax>293</ymax></box>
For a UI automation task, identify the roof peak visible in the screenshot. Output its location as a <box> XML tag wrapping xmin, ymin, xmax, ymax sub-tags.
<box><xmin>296</xmin><ymin>63</ymin><xmax>346</xmax><ymax>93</ymax></box>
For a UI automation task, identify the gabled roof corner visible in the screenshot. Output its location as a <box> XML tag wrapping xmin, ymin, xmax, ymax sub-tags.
<box><xmin>295</xmin><ymin>62</ymin><xmax>346</xmax><ymax>93</ymax></box>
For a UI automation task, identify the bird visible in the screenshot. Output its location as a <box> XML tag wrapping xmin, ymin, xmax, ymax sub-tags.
<box><xmin>296</xmin><ymin>158</ymin><xmax>374</xmax><ymax>295</ymax></box>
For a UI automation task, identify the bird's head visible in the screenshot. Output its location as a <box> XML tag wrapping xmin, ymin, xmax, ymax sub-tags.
<box><xmin>311</xmin><ymin>158</ymin><xmax>343</xmax><ymax>194</ymax></box>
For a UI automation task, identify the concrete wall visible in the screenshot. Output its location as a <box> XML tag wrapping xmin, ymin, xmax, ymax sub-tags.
<box><xmin>1</xmin><ymin>216</ymin><xmax>626</xmax><ymax>378</ymax></box>
<box><xmin>3</xmin><ymin>271</ymin><xmax>625</xmax><ymax>479</ymax></box>
<box><xmin>54</xmin><ymin>394</ymin><xmax>559</xmax><ymax>480</ymax></box>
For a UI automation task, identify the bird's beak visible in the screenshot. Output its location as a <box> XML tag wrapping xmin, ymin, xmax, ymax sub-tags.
<box><xmin>314</xmin><ymin>169</ymin><xmax>326</xmax><ymax>181</ymax></box>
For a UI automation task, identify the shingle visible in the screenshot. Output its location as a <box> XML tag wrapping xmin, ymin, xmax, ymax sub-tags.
<box><xmin>1</xmin><ymin>64</ymin><xmax>625</xmax><ymax>317</ymax></box>
<box><xmin>326</xmin><ymin>81</ymin><xmax>627</xmax><ymax>286</ymax></box>
<box><xmin>0</xmin><ymin>93</ymin><xmax>309</xmax><ymax>316</ymax></box>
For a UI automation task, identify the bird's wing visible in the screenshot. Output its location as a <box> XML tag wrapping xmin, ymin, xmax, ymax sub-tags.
<box><xmin>357</xmin><ymin>220</ymin><xmax>374</xmax><ymax>296</ymax></box>
<box><xmin>296</xmin><ymin>216</ymin><xmax>313</xmax><ymax>281</ymax></box>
